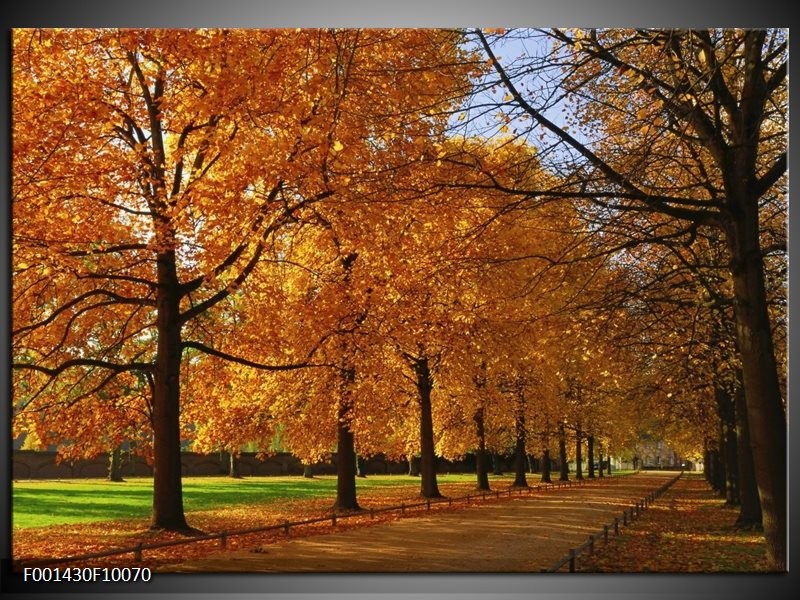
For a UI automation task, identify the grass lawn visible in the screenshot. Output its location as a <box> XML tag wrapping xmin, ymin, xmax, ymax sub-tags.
<box><xmin>12</xmin><ymin>472</ymin><xmax>515</xmax><ymax>529</ymax></box>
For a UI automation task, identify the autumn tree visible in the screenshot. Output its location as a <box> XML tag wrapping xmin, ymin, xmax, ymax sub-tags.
<box><xmin>462</xmin><ymin>28</ymin><xmax>787</xmax><ymax>569</ymax></box>
<box><xmin>12</xmin><ymin>28</ymin><xmax>477</xmax><ymax>530</ymax></box>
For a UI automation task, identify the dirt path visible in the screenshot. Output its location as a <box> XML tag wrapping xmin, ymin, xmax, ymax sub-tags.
<box><xmin>167</xmin><ymin>471</ymin><xmax>680</xmax><ymax>573</ymax></box>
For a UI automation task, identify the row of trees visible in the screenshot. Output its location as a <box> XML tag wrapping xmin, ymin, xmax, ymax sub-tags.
<box><xmin>11</xmin><ymin>28</ymin><xmax>786</xmax><ymax>569</ymax></box>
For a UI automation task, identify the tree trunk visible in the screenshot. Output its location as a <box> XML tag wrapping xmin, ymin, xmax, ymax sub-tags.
<box><xmin>540</xmin><ymin>448</ymin><xmax>552</xmax><ymax>483</ymax></box>
<box><xmin>107</xmin><ymin>446</ymin><xmax>124</xmax><ymax>482</ymax></box>
<box><xmin>575</xmin><ymin>429</ymin><xmax>583</xmax><ymax>480</ymax></box>
<box><xmin>722</xmin><ymin>67</ymin><xmax>786</xmax><ymax>570</ymax></box>
<box><xmin>597</xmin><ymin>446</ymin><xmax>604</xmax><ymax>478</ymax></box>
<box><xmin>473</xmin><ymin>407</ymin><xmax>490</xmax><ymax>491</ymax></box>
<box><xmin>527</xmin><ymin>453</ymin><xmax>538</xmax><ymax>474</ymax></box>
<box><xmin>333</xmin><ymin>379</ymin><xmax>360</xmax><ymax>511</ymax></box>
<box><xmin>150</xmin><ymin>248</ymin><xmax>188</xmax><ymax>531</ymax></box>
<box><xmin>734</xmin><ymin>374</ymin><xmax>763</xmax><ymax>529</ymax></box>
<box><xmin>717</xmin><ymin>384</ymin><xmax>739</xmax><ymax>504</ymax></box>
<box><xmin>415</xmin><ymin>356</ymin><xmax>442</xmax><ymax>498</ymax></box>
<box><xmin>606</xmin><ymin>456</ymin><xmax>612</xmax><ymax>476</ymax></box>
<box><xmin>228</xmin><ymin>451</ymin><xmax>241</xmax><ymax>479</ymax></box>
<box><xmin>512</xmin><ymin>410</ymin><xmax>528</xmax><ymax>488</ymax></box>
<box><xmin>303</xmin><ymin>463</ymin><xmax>314</xmax><ymax>479</ymax></box>
<box><xmin>558</xmin><ymin>423</ymin><xmax>569</xmax><ymax>481</ymax></box>
<box><xmin>587</xmin><ymin>435</ymin><xmax>595</xmax><ymax>479</ymax></box>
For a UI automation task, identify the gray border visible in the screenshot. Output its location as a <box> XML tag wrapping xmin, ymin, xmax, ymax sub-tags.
<box><xmin>1</xmin><ymin>1</ymin><xmax>794</xmax><ymax>598</ymax></box>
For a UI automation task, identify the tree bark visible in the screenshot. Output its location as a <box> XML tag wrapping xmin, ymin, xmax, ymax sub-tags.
<box><xmin>558</xmin><ymin>423</ymin><xmax>569</xmax><ymax>481</ymax></box>
<box><xmin>733</xmin><ymin>373</ymin><xmax>763</xmax><ymax>529</ymax></box>
<box><xmin>414</xmin><ymin>356</ymin><xmax>442</xmax><ymax>498</ymax></box>
<box><xmin>597</xmin><ymin>445</ymin><xmax>604</xmax><ymax>478</ymax></box>
<box><xmin>717</xmin><ymin>384</ymin><xmax>739</xmax><ymax>504</ymax></box>
<box><xmin>333</xmin><ymin>375</ymin><xmax>360</xmax><ymax>511</ymax></box>
<box><xmin>228</xmin><ymin>451</ymin><xmax>241</xmax><ymax>479</ymax></box>
<box><xmin>303</xmin><ymin>463</ymin><xmax>314</xmax><ymax>479</ymax></box>
<box><xmin>512</xmin><ymin>409</ymin><xmax>528</xmax><ymax>488</ymax></box>
<box><xmin>408</xmin><ymin>455</ymin><xmax>420</xmax><ymax>476</ymax></box>
<box><xmin>473</xmin><ymin>407</ymin><xmax>490</xmax><ymax>491</ymax></box>
<box><xmin>540</xmin><ymin>448</ymin><xmax>552</xmax><ymax>483</ymax></box>
<box><xmin>587</xmin><ymin>435</ymin><xmax>595</xmax><ymax>479</ymax></box>
<box><xmin>107</xmin><ymin>446</ymin><xmax>124</xmax><ymax>482</ymax></box>
<box><xmin>725</xmin><ymin>212</ymin><xmax>786</xmax><ymax>569</ymax></box>
<box><xmin>575</xmin><ymin>429</ymin><xmax>583</xmax><ymax>480</ymax></box>
<box><xmin>150</xmin><ymin>247</ymin><xmax>189</xmax><ymax>531</ymax></box>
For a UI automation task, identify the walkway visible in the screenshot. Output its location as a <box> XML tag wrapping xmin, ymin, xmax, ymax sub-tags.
<box><xmin>167</xmin><ymin>471</ymin><xmax>679</xmax><ymax>572</ymax></box>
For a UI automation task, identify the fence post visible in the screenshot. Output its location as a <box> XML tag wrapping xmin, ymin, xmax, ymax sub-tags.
<box><xmin>401</xmin><ymin>503</ymin><xmax>405</xmax><ymax>514</ymax></box>
<box><xmin>568</xmin><ymin>548</ymin><xmax>576</xmax><ymax>573</ymax></box>
<box><xmin>604</xmin><ymin>525</ymin><xmax>609</xmax><ymax>545</ymax></box>
<box><xmin>134</xmin><ymin>543</ymin><xmax>142</xmax><ymax>562</ymax></box>
<box><xmin>332</xmin><ymin>513</ymin><xmax>337</xmax><ymax>526</ymax></box>
<box><xmin>589</xmin><ymin>534</ymin><xmax>595</xmax><ymax>554</ymax></box>
<box><xmin>614</xmin><ymin>517</ymin><xmax>619</xmax><ymax>535</ymax></box>
<box><xmin>623</xmin><ymin>510</ymin><xmax>628</xmax><ymax>526</ymax></box>
<box><xmin>284</xmin><ymin>520</ymin><xmax>290</xmax><ymax>533</ymax></box>
<box><xmin>220</xmin><ymin>531</ymin><xmax>227</xmax><ymax>549</ymax></box>
<box><xmin>370</xmin><ymin>509</ymin><xmax>374</xmax><ymax>519</ymax></box>
<box><xmin>427</xmin><ymin>499</ymin><xmax>431</xmax><ymax>511</ymax></box>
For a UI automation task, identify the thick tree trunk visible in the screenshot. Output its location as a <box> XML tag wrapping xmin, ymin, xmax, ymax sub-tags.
<box><xmin>303</xmin><ymin>463</ymin><xmax>314</xmax><ymax>479</ymax></box>
<box><xmin>333</xmin><ymin>380</ymin><xmax>360</xmax><ymax>511</ymax></box>
<box><xmin>721</xmin><ymin>53</ymin><xmax>787</xmax><ymax>568</ymax></box>
<box><xmin>540</xmin><ymin>448</ymin><xmax>552</xmax><ymax>483</ymax></box>
<box><xmin>606</xmin><ymin>456</ymin><xmax>612</xmax><ymax>476</ymax></box>
<box><xmin>512</xmin><ymin>410</ymin><xmax>528</xmax><ymax>488</ymax></box>
<box><xmin>726</xmin><ymin>227</ymin><xmax>786</xmax><ymax>569</ymax></box>
<box><xmin>734</xmin><ymin>376</ymin><xmax>762</xmax><ymax>529</ymax></box>
<box><xmin>587</xmin><ymin>435</ymin><xmax>595</xmax><ymax>479</ymax></box>
<box><xmin>415</xmin><ymin>357</ymin><xmax>441</xmax><ymax>498</ymax></box>
<box><xmin>558</xmin><ymin>423</ymin><xmax>569</xmax><ymax>481</ymax></box>
<box><xmin>150</xmin><ymin>248</ymin><xmax>188</xmax><ymax>531</ymax></box>
<box><xmin>473</xmin><ymin>407</ymin><xmax>490</xmax><ymax>491</ymax></box>
<box><xmin>107</xmin><ymin>446</ymin><xmax>124</xmax><ymax>482</ymax></box>
<box><xmin>575</xmin><ymin>430</ymin><xmax>583</xmax><ymax>480</ymax></box>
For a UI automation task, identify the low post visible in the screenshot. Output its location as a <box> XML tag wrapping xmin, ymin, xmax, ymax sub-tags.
<box><xmin>589</xmin><ymin>534</ymin><xmax>595</xmax><ymax>554</ymax></box>
<box><xmin>614</xmin><ymin>517</ymin><xmax>619</xmax><ymax>535</ymax></box>
<box><xmin>426</xmin><ymin>499</ymin><xmax>431</xmax><ymax>511</ymax></box>
<box><xmin>220</xmin><ymin>531</ymin><xmax>227</xmax><ymax>548</ymax></box>
<box><xmin>332</xmin><ymin>513</ymin><xmax>337</xmax><ymax>526</ymax></box>
<box><xmin>134</xmin><ymin>543</ymin><xmax>142</xmax><ymax>562</ymax></box>
<box><xmin>568</xmin><ymin>548</ymin><xmax>576</xmax><ymax>573</ymax></box>
<box><xmin>284</xmin><ymin>520</ymin><xmax>290</xmax><ymax>533</ymax></box>
<box><xmin>604</xmin><ymin>525</ymin><xmax>609</xmax><ymax>545</ymax></box>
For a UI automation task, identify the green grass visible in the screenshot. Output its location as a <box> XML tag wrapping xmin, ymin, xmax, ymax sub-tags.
<box><xmin>12</xmin><ymin>473</ymin><xmax>501</xmax><ymax>529</ymax></box>
<box><xmin>14</xmin><ymin>470</ymin><xmax>639</xmax><ymax>529</ymax></box>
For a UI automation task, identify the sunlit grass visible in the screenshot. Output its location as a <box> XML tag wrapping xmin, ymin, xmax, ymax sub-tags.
<box><xmin>13</xmin><ymin>472</ymin><xmax>520</xmax><ymax>528</ymax></box>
